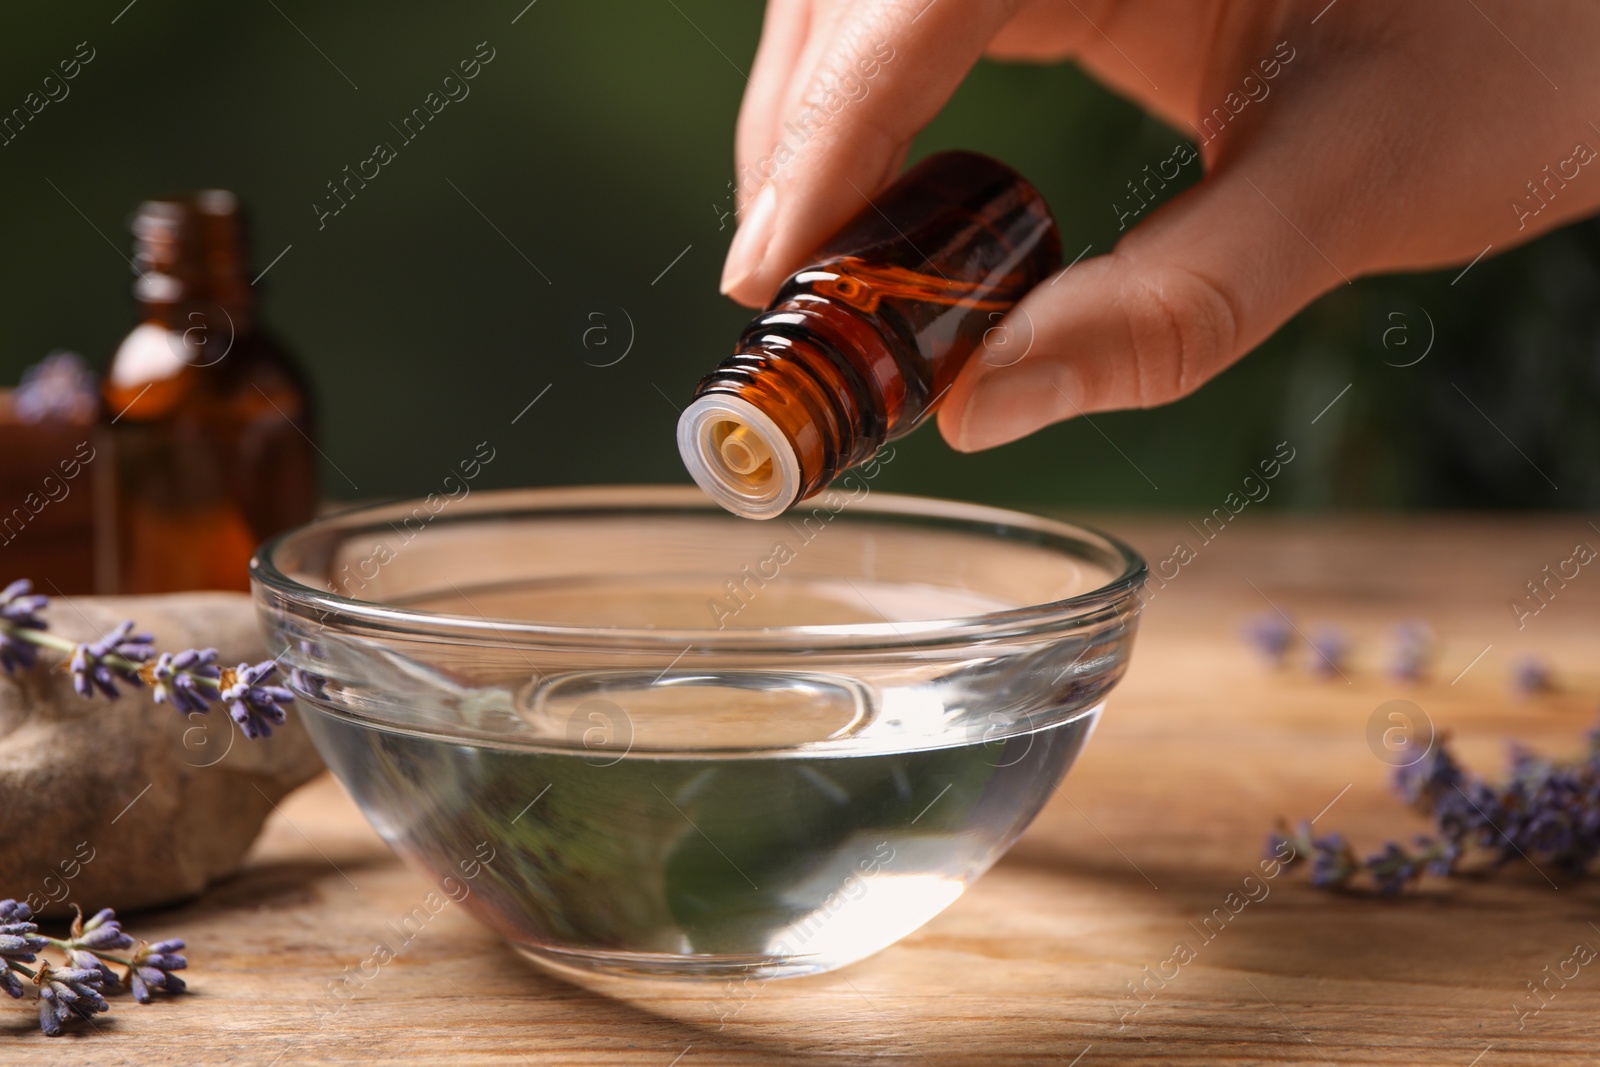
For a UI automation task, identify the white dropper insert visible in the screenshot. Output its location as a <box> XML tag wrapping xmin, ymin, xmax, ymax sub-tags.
<box><xmin>677</xmin><ymin>395</ymin><xmax>802</xmax><ymax>520</ymax></box>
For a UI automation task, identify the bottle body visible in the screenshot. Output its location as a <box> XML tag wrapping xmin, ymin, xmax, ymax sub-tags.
<box><xmin>680</xmin><ymin>151</ymin><xmax>1061</xmax><ymax>519</ymax></box>
<box><xmin>99</xmin><ymin>193</ymin><xmax>318</xmax><ymax>593</ymax></box>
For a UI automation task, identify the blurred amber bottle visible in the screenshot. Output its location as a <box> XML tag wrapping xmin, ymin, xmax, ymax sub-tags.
<box><xmin>98</xmin><ymin>191</ymin><xmax>318</xmax><ymax>593</ymax></box>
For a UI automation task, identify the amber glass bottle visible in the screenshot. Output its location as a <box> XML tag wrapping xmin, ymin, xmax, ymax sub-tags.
<box><xmin>679</xmin><ymin>151</ymin><xmax>1061</xmax><ymax>519</ymax></box>
<box><xmin>99</xmin><ymin>191</ymin><xmax>318</xmax><ymax>592</ymax></box>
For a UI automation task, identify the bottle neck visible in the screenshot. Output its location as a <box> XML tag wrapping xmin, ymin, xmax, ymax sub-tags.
<box><xmin>131</xmin><ymin>192</ymin><xmax>257</xmax><ymax>335</ymax></box>
<box><xmin>680</xmin><ymin>328</ymin><xmax>886</xmax><ymax>520</ymax></box>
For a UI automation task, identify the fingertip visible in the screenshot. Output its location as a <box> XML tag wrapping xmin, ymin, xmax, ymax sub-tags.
<box><xmin>935</xmin><ymin>383</ymin><xmax>988</xmax><ymax>453</ymax></box>
<box><xmin>721</xmin><ymin>281</ymin><xmax>770</xmax><ymax>309</ymax></box>
<box><xmin>719</xmin><ymin>252</ymin><xmax>779</xmax><ymax>306</ymax></box>
<box><xmin>720</xmin><ymin>182</ymin><xmax>779</xmax><ymax>303</ymax></box>
<box><xmin>935</xmin><ymin>403</ymin><xmax>968</xmax><ymax>452</ymax></box>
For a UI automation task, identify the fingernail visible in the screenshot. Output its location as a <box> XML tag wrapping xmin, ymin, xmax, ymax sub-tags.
<box><xmin>953</xmin><ymin>362</ymin><xmax>1076</xmax><ymax>452</ymax></box>
<box><xmin>720</xmin><ymin>183</ymin><xmax>778</xmax><ymax>296</ymax></box>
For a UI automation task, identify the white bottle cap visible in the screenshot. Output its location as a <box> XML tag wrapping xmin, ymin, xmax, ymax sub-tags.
<box><xmin>677</xmin><ymin>394</ymin><xmax>802</xmax><ymax>520</ymax></box>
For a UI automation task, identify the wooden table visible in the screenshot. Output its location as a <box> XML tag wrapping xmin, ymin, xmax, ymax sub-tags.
<box><xmin>23</xmin><ymin>516</ymin><xmax>1600</xmax><ymax>1065</ymax></box>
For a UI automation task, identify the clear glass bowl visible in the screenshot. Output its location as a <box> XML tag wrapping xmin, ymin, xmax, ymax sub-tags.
<box><xmin>251</xmin><ymin>486</ymin><xmax>1146</xmax><ymax>980</ymax></box>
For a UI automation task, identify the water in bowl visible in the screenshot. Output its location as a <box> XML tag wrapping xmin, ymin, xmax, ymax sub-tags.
<box><xmin>306</xmin><ymin>700</ymin><xmax>1095</xmax><ymax>978</ymax></box>
<box><xmin>300</xmin><ymin>576</ymin><xmax>1105</xmax><ymax>979</ymax></box>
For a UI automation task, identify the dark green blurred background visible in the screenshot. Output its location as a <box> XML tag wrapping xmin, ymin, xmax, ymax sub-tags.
<box><xmin>3</xmin><ymin>1</ymin><xmax>1596</xmax><ymax>511</ymax></box>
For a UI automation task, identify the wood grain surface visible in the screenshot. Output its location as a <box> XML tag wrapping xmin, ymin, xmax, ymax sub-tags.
<box><xmin>9</xmin><ymin>514</ymin><xmax>1599</xmax><ymax>1065</ymax></box>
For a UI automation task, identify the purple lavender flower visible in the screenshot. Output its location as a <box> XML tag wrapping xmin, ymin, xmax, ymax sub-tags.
<box><xmin>1282</xmin><ymin>713</ymin><xmax>1600</xmax><ymax>893</ymax></box>
<box><xmin>70</xmin><ymin>620</ymin><xmax>156</xmax><ymax>700</ymax></box>
<box><xmin>58</xmin><ymin>907</ymin><xmax>132</xmax><ymax>991</ymax></box>
<box><xmin>126</xmin><ymin>939</ymin><xmax>187</xmax><ymax>1003</ymax></box>
<box><xmin>1439</xmin><ymin>779</ymin><xmax>1509</xmax><ymax>854</ymax></box>
<box><xmin>14</xmin><ymin>350</ymin><xmax>98</xmax><ymax>424</ymax></box>
<box><xmin>36</xmin><ymin>962</ymin><xmax>109</xmax><ymax>1036</ymax></box>
<box><xmin>1266</xmin><ymin>820</ymin><xmax>1359</xmax><ymax>886</ymax></box>
<box><xmin>1265</xmin><ymin>820</ymin><xmax>1319</xmax><ymax>870</ymax></box>
<box><xmin>0</xmin><ymin>967</ymin><xmax>24</xmax><ymax>1001</ymax></box>
<box><xmin>1265</xmin><ymin>827</ymin><xmax>1298</xmax><ymax>861</ymax></box>
<box><xmin>1389</xmin><ymin>620</ymin><xmax>1434</xmax><ymax>683</ymax></box>
<box><xmin>1241</xmin><ymin>613</ymin><xmax>1295</xmax><ymax>666</ymax></box>
<box><xmin>220</xmin><ymin>660</ymin><xmax>293</xmax><ymax>739</ymax></box>
<box><xmin>1415</xmin><ymin>835</ymin><xmax>1460</xmax><ymax>877</ymax></box>
<box><xmin>1524</xmin><ymin>790</ymin><xmax>1579</xmax><ymax>858</ymax></box>
<box><xmin>0</xmin><ymin>900</ymin><xmax>47</xmax><ymax>1001</ymax></box>
<box><xmin>0</xmin><ymin>897</ymin><xmax>194</xmax><ymax>1027</ymax></box>
<box><xmin>1394</xmin><ymin>740</ymin><xmax>1464</xmax><ymax>807</ymax></box>
<box><xmin>0</xmin><ymin>925</ymin><xmax>47</xmax><ymax>965</ymax></box>
<box><xmin>0</xmin><ymin>580</ymin><xmax>291</xmax><ymax>746</ymax></box>
<box><xmin>0</xmin><ymin>579</ymin><xmax>49</xmax><ymax>675</ymax></box>
<box><xmin>1506</xmin><ymin>741</ymin><xmax>1548</xmax><ymax>782</ymax></box>
<box><xmin>1365</xmin><ymin>842</ymin><xmax>1420</xmax><ymax>895</ymax></box>
<box><xmin>64</xmin><ymin>935</ymin><xmax>121</xmax><ymax>991</ymax></box>
<box><xmin>0</xmin><ymin>917</ymin><xmax>45</xmax><ymax>962</ymax></box>
<box><xmin>1308</xmin><ymin>626</ymin><xmax>1351</xmax><ymax>679</ymax></box>
<box><xmin>145</xmin><ymin>648</ymin><xmax>220</xmax><ymax>715</ymax></box>
<box><xmin>1511</xmin><ymin>656</ymin><xmax>1554</xmax><ymax>697</ymax></box>
<box><xmin>74</xmin><ymin>908</ymin><xmax>135</xmax><ymax>952</ymax></box>
<box><xmin>1308</xmin><ymin>830</ymin><xmax>1359</xmax><ymax>888</ymax></box>
<box><xmin>65</xmin><ymin>949</ymin><xmax>119</xmax><ymax>989</ymax></box>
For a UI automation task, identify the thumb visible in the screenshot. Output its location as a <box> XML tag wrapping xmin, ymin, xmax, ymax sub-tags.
<box><xmin>937</xmin><ymin>158</ymin><xmax>1354</xmax><ymax>452</ymax></box>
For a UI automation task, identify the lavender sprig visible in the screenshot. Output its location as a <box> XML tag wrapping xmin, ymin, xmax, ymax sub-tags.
<box><xmin>0</xmin><ymin>580</ymin><xmax>289</xmax><ymax>741</ymax></box>
<box><xmin>1273</xmin><ymin>717</ymin><xmax>1600</xmax><ymax>893</ymax></box>
<box><xmin>0</xmin><ymin>901</ymin><xmax>190</xmax><ymax>1035</ymax></box>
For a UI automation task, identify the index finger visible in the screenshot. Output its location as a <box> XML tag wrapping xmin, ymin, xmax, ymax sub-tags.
<box><xmin>722</xmin><ymin>0</ymin><xmax>1019</xmax><ymax>307</ymax></box>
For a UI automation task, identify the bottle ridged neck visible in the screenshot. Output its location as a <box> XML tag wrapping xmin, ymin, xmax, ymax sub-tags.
<box><xmin>708</xmin><ymin>335</ymin><xmax>882</xmax><ymax>490</ymax></box>
<box><xmin>132</xmin><ymin>192</ymin><xmax>255</xmax><ymax>330</ymax></box>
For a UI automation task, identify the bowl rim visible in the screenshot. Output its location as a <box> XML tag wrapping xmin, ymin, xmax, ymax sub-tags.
<box><xmin>251</xmin><ymin>486</ymin><xmax>1148</xmax><ymax>653</ymax></box>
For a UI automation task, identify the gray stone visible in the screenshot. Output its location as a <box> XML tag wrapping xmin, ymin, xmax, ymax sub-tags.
<box><xmin>0</xmin><ymin>592</ymin><xmax>324</xmax><ymax>916</ymax></box>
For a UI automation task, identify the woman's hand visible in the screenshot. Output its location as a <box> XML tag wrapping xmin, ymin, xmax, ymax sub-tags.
<box><xmin>721</xmin><ymin>0</ymin><xmax>1600</xmax><ymax>451</ymax></box>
